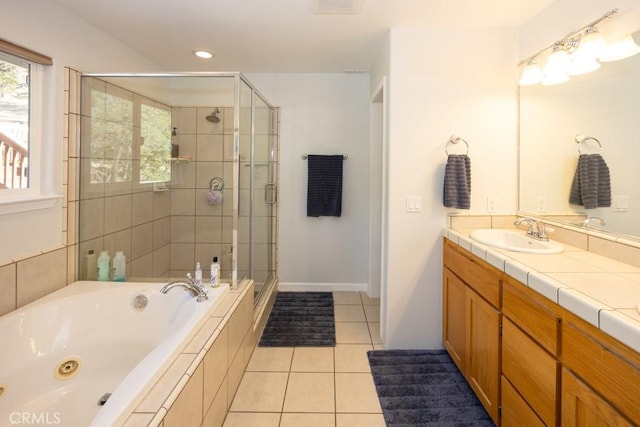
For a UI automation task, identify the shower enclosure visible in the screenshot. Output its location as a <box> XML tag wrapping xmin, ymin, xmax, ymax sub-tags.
<box><xmin>77</xmin><ymin>73</ymin><xmax>278</xmax><ymax>307</ymax></box>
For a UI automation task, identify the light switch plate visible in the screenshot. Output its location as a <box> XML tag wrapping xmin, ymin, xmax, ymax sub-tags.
<box><xmin>406</xmin><ymin>196</ymin><xmax>422</xmax><ymax>213</ymax></box>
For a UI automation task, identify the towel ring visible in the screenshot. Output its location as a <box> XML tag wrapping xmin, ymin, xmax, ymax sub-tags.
<box><xmin>209</xmin><ymin>177</ymin><xmax>224</xmax><ymax>191</ymax></box>
<box><xmin>575</xmin><ymin>134</ymin><xmax>602</xmax><ymax>154</ymax></box>
<box><xmin>445</xmin><ymin>135</ymin><xmax>469</xmax><ymax>156</ymax></box>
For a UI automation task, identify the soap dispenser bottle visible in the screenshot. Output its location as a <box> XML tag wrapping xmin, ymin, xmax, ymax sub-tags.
<box><xmin>112</xmin><ymin>251</ymin><xmax>126</xmax><ymax>282</ymax></box>
<box><xmin>97</xmin><ymin>251</ymin><xmax>111</xmax><ymax>281</ymax></box>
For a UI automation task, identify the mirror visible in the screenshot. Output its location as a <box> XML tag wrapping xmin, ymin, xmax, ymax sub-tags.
<box><xmin>519</xmin><ymin>40</ymin><xmax>640</xmax><ymax>239</ymax></box>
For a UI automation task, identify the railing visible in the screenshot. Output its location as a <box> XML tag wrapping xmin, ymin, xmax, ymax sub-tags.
<box><xmin>0</xmin><ymin>131</ymin><xmax>28</xmax><ymax>189</ymax></box>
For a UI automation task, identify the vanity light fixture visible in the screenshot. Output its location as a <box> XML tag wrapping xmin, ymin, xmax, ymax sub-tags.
<box><xmin>517</xmin><ymin>8</ymin><xmax>637</xmax><ymax>86</ymax></box>
<box><xmin>577</xmin><ymin>27</ymin><xmax>608</xmax><ymax>60</ymax></box>
<box><xmin>193</xmin><ymin>50</ymin><xmax>214</xmax><ymax>59</ymax></box>
<box><xmin>542</xmin><ymin>44</ymin><xmax>571</xmax><ymax>85</ymax></box>
<box><xmin>599</xmin><ymin>34</ymin><xmax>640</xmax><ymax>62</ymax></box>
<box><xmin>518</xmin><ymin>59</ymin><xmax>543</xmax><ymax>85</ymax></box>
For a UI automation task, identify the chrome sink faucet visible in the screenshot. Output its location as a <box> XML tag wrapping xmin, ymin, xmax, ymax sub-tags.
<box><xmin>160</xmin><ymin>273</ymin><xmax>208</xmax><ymax>302</ymax></box>
<box><xmin>514</xmin><ymin>217</ymin><xmax>549</xmax><ymax>241</ymax></box>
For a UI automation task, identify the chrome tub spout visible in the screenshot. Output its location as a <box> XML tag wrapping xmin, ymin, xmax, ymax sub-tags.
<box><xmin>160</xmin><ymin>274</ymin><xmax>208</xmax><ymax>302</ymax></box>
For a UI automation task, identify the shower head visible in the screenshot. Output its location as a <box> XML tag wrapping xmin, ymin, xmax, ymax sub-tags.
<box><xmin>205</xmin><ymin>108</ymin><xmax>220</xmax><ymax>123</ymax></box>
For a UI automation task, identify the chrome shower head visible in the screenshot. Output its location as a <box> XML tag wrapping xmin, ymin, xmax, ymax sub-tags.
<box><xmin>205</xmin><ymin>108</ymin><xmax>220</xmax><ymax>123</ymax></box>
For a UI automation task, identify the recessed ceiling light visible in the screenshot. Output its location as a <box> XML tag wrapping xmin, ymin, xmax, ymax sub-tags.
<box><xmin>193</xmin><ymin>50</ymin><xmax>214</xmax><ymax>59</ymax></box>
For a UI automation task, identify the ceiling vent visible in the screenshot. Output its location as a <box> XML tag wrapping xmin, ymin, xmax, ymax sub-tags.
<box><xmin>313</xmin><ymin>0</ymin><xmax>362</xmax><ymax>14</ymax></box>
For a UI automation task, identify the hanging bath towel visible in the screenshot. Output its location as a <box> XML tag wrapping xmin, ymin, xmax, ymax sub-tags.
<box><xmin>443</xmin><ymin>154</ymin><xmax>471</xmax><ymax>209</ymax></box>
<box><xmin>307</xmin><ymin>154</ymin><xmax>343</xmax><ymax>217</ymax></box>
<box><xmin>569</xmin><ymin>153</ymin><xmax>611</xmax><ymax>209</ymax></box>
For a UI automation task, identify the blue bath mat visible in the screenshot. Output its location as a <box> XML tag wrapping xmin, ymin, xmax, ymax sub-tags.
<box><xmin>368</xmin><ymin>349</ymin><xmax>493</xmax><ymax>426</ymax></box>
<box><xmin>259</xmin><ymin>292</ymin><xmax>335</xmax><ymax>347</ymax></box>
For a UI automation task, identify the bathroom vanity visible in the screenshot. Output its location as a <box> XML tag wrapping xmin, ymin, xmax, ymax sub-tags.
<box><xmin>443</xmin><ymin>234</ymin><xmax>640</xmax><ymax>426</ymax></box>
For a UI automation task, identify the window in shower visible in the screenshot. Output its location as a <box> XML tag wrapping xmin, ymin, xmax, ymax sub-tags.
<box><xmin>140</xmin><ymin>101</ymin><xmax>171</xmax><ymax>183</ymax></box>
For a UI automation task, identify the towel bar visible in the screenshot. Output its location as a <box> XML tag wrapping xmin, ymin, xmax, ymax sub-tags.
<box><xmin>301</xmin><ymin>153</ymin><xmax>348</xmax><ymax>160</ymax></box>
<box><xmin>445</xmin><ymin>135</ymin><xmax>469</xmax><ymax>155</ymax></box>
<box><xmin>575</xmin><ymin>134</ymin><xmax>602</xmax><ymax>154</ymax></box>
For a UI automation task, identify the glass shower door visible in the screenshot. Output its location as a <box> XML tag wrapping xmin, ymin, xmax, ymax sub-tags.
<box><xmin>251</xmin><ymin>95</ymin><xmax>276</xmax><ymax>298</ymax></box>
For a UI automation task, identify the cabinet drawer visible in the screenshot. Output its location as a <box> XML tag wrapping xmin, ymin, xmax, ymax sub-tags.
<box><xmin>501</xmin><ymin>376</ymin><xmax>545</xmax><ymax>427</ymax></box>
<box><xmin>562</xmin><ymin>312</ymin><xmax>640</xmax><ymax>423</ymax></box>
<box><xmin>443</xmin><ymin>239</ymin><xmax>501</xmax><ymax>307</ymax></box>
<box><xmin>502</xmin><ymin>276</ymin><xmax>561</xmax><ymax>356</ymax></box>
<box><xmin>502</xmin><ymin>317</ymin><xmax>558</xmax><ymax>426</ymax></box>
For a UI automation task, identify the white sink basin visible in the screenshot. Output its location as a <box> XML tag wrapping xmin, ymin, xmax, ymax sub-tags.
<box><xmin>469</xmin><ymin>229</ymin><xmax>564</xmax><ymax>254</ymax></box>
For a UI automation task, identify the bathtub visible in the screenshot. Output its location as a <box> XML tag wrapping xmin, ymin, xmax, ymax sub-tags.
<box><xmin>0</xmin><ymin>280</ymin><xmax>229</xmax><ymax>427</ymax></box>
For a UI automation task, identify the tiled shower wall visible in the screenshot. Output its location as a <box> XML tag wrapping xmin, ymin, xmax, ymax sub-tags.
<box><xmin>169</xmin><ymin>107</ymin><xmax>235</xmax><ymax>279</ymax></box>
<box><xmin>77</xmin><ymin>76</ymin><xmax>172</xmax><ymax>280</ymax></box>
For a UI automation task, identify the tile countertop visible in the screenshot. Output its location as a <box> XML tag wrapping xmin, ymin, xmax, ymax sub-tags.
<box><xmin>443</xmin><ymin>228</ymin><xmax>640</xmax><ymax>354</ymax></box>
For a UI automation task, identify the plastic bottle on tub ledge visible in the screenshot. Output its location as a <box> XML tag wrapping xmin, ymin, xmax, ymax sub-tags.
<box><xmin>86</xmin><ymin>250</ymin><xmax>97</xmax><ymax>280</ymax></box>
<box><xmin>112</xmin><ymin>251</ymin><xmax>126</xmax><ymax>282</ymax></box>
<box><xmin>210</xmin><ymin>256</ymin><xmax>220</xmax><ymax>288</ymax></box>
<box><xmin>97</xmin><ymin>251</ymin><xmax>110</xmax><ymax>281</ymax></box>
<box><xmin>195</xmin><ymin>262</ymin><xmax>203</xmax><ymax>285</ymax></box>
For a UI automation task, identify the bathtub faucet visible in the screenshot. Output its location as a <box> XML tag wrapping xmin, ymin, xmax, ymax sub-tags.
<box><xmin>160</xmin><ymin>273</ymin><xmax>208</xmax><ymax>302</ymax></box>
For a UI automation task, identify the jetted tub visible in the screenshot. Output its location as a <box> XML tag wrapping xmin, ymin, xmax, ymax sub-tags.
<box><xmin>0</xmin><ymin>280</ymin><xmax>229</xmax><ymax>427</ymax></box>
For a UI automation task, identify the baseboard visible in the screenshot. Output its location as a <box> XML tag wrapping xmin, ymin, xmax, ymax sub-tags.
<box><xmin>277</xmin><ymin>282</ymin><xmax>368</xmax><ymax>292</ymax></box>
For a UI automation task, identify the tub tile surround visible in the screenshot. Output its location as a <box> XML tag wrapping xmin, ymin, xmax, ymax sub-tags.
<box><xmin>446</xmin><ymin>214</ymin><xmax>640</xmax><ymax>353</ymax></box>
<box><xmin>123</xmin><ymin>279</ymin><xmax>268</xmax><ymax>427</ymax></box>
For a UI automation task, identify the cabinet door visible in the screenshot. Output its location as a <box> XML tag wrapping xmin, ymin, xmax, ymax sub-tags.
<box><xmin>467</xmin><ymin>288</ymin><xmax>500</xmax><ymax>424</ymax></box>
<box><xmin>443</xmin><ymin>268</ymin><xmax>467</xmax><ymax>372</ymax></box>
<box><xmin>562</xmin><ymin>368</ymin><xmax>634</xmax><ymax>427</ymax></box>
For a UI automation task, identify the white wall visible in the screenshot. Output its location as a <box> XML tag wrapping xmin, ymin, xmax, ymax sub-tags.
<box><xmin>246</xmin><ymin>73</ymin><xmax>371</xmax><ymax>291</ymax></box>
<box><xmin>1</xmin><ymin>0</ymin><xmax>158</xmax><ymax>261</ymax></box>
<box><xmin>384</xmin><ymin>27</ymin><xmax>519</xmax><ymax>349</ymax></box>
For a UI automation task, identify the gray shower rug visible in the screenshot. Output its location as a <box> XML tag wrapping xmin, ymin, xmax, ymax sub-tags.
<box><xmin>367</xmin><ymin>349</ymin><xmax>494</xmax><ymax>426</ymax></box>
<box><xmin>258</xmin><ymin>292</ymin><xmax>336</xmax><ymax>347</ymax></box>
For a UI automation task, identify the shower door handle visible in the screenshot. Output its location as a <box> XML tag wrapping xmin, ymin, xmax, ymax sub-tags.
<box><xmin>265</xmin><ymin>183</ymin><xmax>277</xmax><ymax>205</ymax></box>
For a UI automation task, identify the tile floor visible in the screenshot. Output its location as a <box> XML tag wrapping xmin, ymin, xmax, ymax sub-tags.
<box><xmin>223</xmin><ymin>291</ymin><xmax>386</xmax><ymax>427</ymax></box>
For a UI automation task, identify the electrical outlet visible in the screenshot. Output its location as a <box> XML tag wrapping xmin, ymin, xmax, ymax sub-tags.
<box><xmin>487</xmin><ymin>197</ymin><xmax>496</xmax><ymax>213</ymax></box>
<box><xmin>536</xmin><ymin>196</ymin><xmax>546</xmax><ymax>212</ymax></box>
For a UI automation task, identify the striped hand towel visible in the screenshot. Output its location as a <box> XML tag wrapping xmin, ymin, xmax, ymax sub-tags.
<box><xmin>443</xmin><ymin>154</ymin><xmax>471</xmax><ymax>209</ymax></box>
<box><xmin>569</xmin><ymin>154</ymin><xmax>611</xmax><ymax>209</ymax></box>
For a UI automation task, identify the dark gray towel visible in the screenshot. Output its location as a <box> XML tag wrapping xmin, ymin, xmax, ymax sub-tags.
<box><xmin>569</xmin><ymin>154</ymin><xmax>611</xmax><ymax>209</ymax></box>
<box><xmin>443</xmin><ymin>154</ymin><xmax>471</xmax><ymax>209</ymax></box>
<box><xmin>307</xmin><ymin>154</ymin><xmax>343</xmax><ymax>217</ymax></box>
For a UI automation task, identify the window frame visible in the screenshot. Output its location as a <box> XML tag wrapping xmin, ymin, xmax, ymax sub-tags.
<box><xmin>0</xmin><ymin>45</ymin><xmax>59</xmax><ymax>215</ymax></box>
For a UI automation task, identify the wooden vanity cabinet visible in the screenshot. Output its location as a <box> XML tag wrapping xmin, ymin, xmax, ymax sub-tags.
<box><xmin>444</xmin><ymin>237</ymin><xmax>640</xmax><ymax>427</ymax></box>
<box><xmin>443</xmin><ymin>239</ymin><xmax>502</xmax><ymax>424</ymax></box>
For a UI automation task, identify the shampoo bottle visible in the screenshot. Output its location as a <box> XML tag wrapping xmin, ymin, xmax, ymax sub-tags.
<box><xmin>195</xmin><ymin>262</ymin><xmax>202</xmax><ymax>285</ymax></box>
<box><xmin>112</xmin><ymin>251</ymin><xmax>126</xmax><ymax>282</ymax></box>
<box><xmin>86</xmin><ymin>250</ymin><xmax>97</xmax><ymax>280</ymax></box>
<box><xmin>97</xmin><ymin>251</ymin><xmax>110</xmax><ymax>281</ymax></box>
<box><xmin>210</xmin><ymin>256</ymin><xmax>220</xmax><ymax>287</ymax></box>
